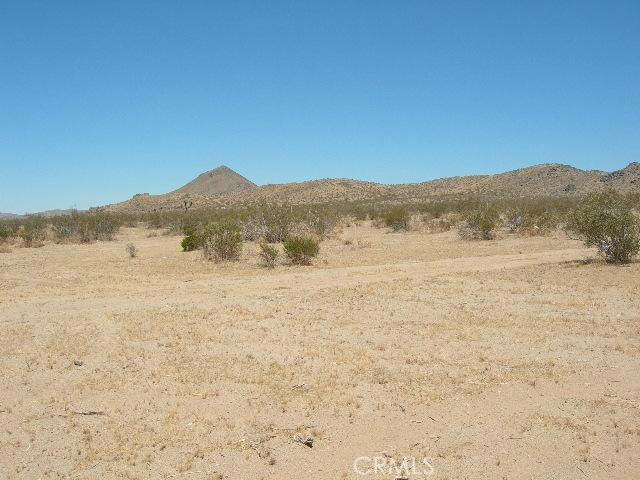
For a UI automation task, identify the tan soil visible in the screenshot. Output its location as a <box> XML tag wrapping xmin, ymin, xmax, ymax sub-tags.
<box><xmin>1</xmin><ymin>224</ymin><xmax>638</xmax><ymax>479</ymax></box>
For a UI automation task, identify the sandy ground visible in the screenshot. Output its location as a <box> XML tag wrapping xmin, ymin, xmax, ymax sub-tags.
<box><xmin>0</xmin><ymin>224</ymin><xmax>639</xmax><ymax>479</ymax></box>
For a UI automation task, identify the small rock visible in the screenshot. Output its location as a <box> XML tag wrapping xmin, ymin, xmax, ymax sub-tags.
<box><xmin>73</xmin><ymin>360</ymin><xmax>83</xmax><ymax>367</ymax></box>
<box><xmin>294</xmin><ymin>434</ymin><xmax>314</xmax><ymax>448</ymax></box>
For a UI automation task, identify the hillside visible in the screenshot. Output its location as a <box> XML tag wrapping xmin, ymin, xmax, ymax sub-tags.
<box><xmin>103</xmin><ymin>162</ymin><xmax>640</xmax><ymax>213</ymax></box>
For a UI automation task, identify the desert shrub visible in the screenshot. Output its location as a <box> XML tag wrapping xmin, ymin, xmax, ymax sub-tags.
<box><xmin>179</xmin><ymin>214</ymin><xmax>202</xmax><ymax>237</ymax></box>
<box><xmin>18</xmin><ymin>217</ymin><xmax>47</xmax><ymax>247</ymax></box>
<box><xmin>240</xmin><ymin>214</ymin><xmax>267</xmax><ymax>241</ymax></box>
<box><xmin>504</xmin><ymin>206</ymin><xmax>556</xmax><ymax>235</ymax></box>
<box><xmin>349</xmin><ymin>205</ymin><xmax>374</xmax><ymax>221</ymax></box>
<box><xmin>283</xmin><ymin>236</ymin><xmax>319</xmax><ymax>265</ymax></box>
<box><xmin>202</xmin><ymin>220</ymin><xmax>243</xmax><ymax>262</ymax></box>
<box><xmin>74</xmin><ymin>214</ymin><xmax>120</xmax><ymax>243</ymax></box>
<box><xmin>306</xmin><ymin>210</ymin><xmax>337</xmax><ymax>238</ymax></box>
<box><xmin>126</xmin><ymin>243</ymin><xmax>138</xmax><ymax>258</ymax></box>
<box><xmin>147</xmin><ymin>211</ymin><xmax>165</xmax><ymax>230</ymax></box>
<box><xmin>259</xmin><ymin>243</ymin><xmax>279</xmax><ymax>268</ymax></box>
<box><xmin>0</xmin><ymin>223</ymin><xmax>14</xmax><ymax>243</ymax></box>
<box><xmin>92</xmin><ymin>214</ymin><xmax>120</xmax><ymax>240</ymax></box>
<box><xmin>458</xmin><ymin>204</ymin><xmax>500</xmax><ymax>240</ymax></box>
<box><xmin>51</xmin><ymin>216</ymin><xmax>76</xmax><ymax>243</ymax></box>
<box><xmin>62</xmin><ymin>213</ymin><xmax>120</xmax><ymax>243</ymax></box>
<box><xmin>382</xmin><ymin>207</ymin><xmax>410</xmax><ymax>232</ymax></box>
<box><xmin>566</xmin><ymin>190</ymin><xmax>640</xmax><ymax>263</ymax></box>
<box><xmin>264</xmin><ymin>208</ymin><xmax>294</xmax><ymax>243</ymax></box>
<box><xmin>425</xmin><ymin>217</ymin><xmax>452</xmax><ymax>233</ymax></box>
<box><xmin>181</xmin><ymin>232</ymin><xmax>204</xmax><ymax>251</ymax></box>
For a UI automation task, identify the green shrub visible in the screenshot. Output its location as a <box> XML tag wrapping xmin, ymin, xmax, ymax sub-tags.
<box><xmin>202</xmin><ymin>220</ymin><xmax>243</xmax><ymax>262</ymax></box>
<box><xmin>51</xmin><ymin>216</ymin><xmax>76</xmax><ymax>243</ymax></box>
<box><xmin>264</xmin><ymin>208</ymin><xmax>294</xmax><ymax>243</ymax></box>
<box><xmin>382</xmin><ymin>207</ymin><xmax>410</xmax><ymax>232</ymax></box>
<box><xmin>425</xmin><ymin>217</ymin><xmax>452</xmax><ymax>233</ymax></box>
<box><xmin>147</xmin><ymin>211</ymin><xmax>164</xmax><ymax>229</ymax></box>
<box><xmin>459</xmin><ymin>204</ymin><xmax>500</xmax><ymax>240</ymax></box>
<box><xmin>49</xmin><ymin>213</ymin><xmax>120</xmax><ymax>244</ymax></box>
<box><xmin>0</xmin><ymin>223</ymin><xmax>14</xmax><ymax>243</ymax></box>
<box><xmin>181</xmin><ymin>232</ymin><xmax>204</xmax><ymax>251</ymax></box>
<box><xmin>283</xmin><ymin>236</ymin><xmax>319</xmax><ymax>265</ymax></box>
<box><xmin>504</xmin><ymin>206</ymin><xmax>556</xmax><ymax>235</ymax></box>
<box><xmin>180</xmin><ymin>215</ymin><xmax>200</xmax><ymax>236</ymax></box>
<box><xmin>18</xmin><ymin>218</ymin><xmax>47</xmax><ymax>247</ymax></box>
<box><xmin>306</xmin><ymin>211</ymin><xmax>337</xmax><ymax>237</ymax></box>
<box><xmin>259</xmin><ymin>243</ymin><xmax>279</xmax><ymax>268</ymax></box>
<box><xmin>567</xmin><ymin>190</ymin><xmax>640</xmax><ymax>263</ymax></box>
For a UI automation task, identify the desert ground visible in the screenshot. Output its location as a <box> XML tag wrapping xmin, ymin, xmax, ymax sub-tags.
<box><xmin>1</xmin><ymin>223</ymin><xmax>639</xmax><ymax>479</ymax></box>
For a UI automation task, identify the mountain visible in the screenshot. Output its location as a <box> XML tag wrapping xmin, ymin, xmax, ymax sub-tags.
<box><xmin>103</xmin><ymin>162</ymin><xmax>640</xmax><ymax>213</ymax></box>
<box><xmin>170</xmin><ymin>165</ymin><xmax>256</xmax><ymax>195</ymax></box>
<box><xmin>0</xmin><ymin>209</ymin><xmax>80</xmax><ymax>219</ymax></box>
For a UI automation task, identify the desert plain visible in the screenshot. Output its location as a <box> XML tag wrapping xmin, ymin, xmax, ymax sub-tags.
<box><xmin>1</xmin><ymin>223</ymin><xmax>639</xmax><ymax>479</ymax></box>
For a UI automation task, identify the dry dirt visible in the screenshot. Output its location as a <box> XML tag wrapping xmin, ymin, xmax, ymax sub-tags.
<box><xmin>1</xmin><ymin>224</ymin><xmax>639</xmax><ymax>479</ymax></box>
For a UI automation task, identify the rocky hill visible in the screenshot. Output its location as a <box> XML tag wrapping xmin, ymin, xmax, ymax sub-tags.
<box><xmin>170</xmin><ymin>165</ymin><xmax>256</xmax><ymax>195</ymax></box>
<box><xmin>103</xmin><ymin>163</ymin><xmax>639</xmax><ymax>213</ymax></box>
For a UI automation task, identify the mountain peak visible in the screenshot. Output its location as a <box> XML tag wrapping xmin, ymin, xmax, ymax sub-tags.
<box><xmin>171</xmin><ymin>166</ymin><xmax>256</xmax><ymax>195</ymax></box>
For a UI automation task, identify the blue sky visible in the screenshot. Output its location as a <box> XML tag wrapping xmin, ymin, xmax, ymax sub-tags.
<box><xmin>1</xmin><ymin>1</ymin><xmax>639</xmax><ymax>213</ymax></box>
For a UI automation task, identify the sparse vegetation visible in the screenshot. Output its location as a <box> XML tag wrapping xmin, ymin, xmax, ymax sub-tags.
<box><xmin>263</xmin><ymin>207</ymin><xmax>294</xmax><ymax>243</ymax></box>
<box><xmin>48</xmin><ymin>212</ymin><xmax>120</xmax><ymax>244</ymax></box>
<box><xmin>283</xmin><ymin>236</ymin><xmax>319</xmax><ymax>265</ymax></box>
<box><xmin>181</xmin><ymin>232</ymin><xmax>204</xmax><ymax>252</ymax></box>
<box><xmin>458</xmin><ymin>203</ymin><xmax>500</xmax><ymax>240</ymax></box>
<box><xmin>566</xmin><ymin>190</ymin><xmax>640</xmax><ymax>263</ymax></box>
<box><xmin>258</xmin><ymin>243</ymin><xmax>279</xmax><ymax>268</ymax></box>
<box><xmin>504</xmin><ymin>205</ymin><xmax>557</xmax><ymax>235</ymax></box>
<box><xmin>202</xmin><ymin>220</ymin><xmax>243</xmax><ymax>262</ymax></box>
<box><xmin>0</xmin><ymin>223</ymin><xmax>14</xmax><ymax>243</ymax></box>
<box><xmin>424</xmin><ymin>217</ymin><xmax>452</xmax><ymax>233</ymax></box>
<box><xmin>17</xmin><ymin>217</ymin><xmax>47</xmax><ymax>247</ymax></box>
<box><xmin>382</xmin><ymin>207</ymin><xmax>410</xmax><ymax>232</ymax></box>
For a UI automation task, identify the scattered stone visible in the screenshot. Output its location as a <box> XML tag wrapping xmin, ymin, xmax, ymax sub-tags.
<box><xmin>294</xmin><ymin>434</ymin><xmax>314</xmax><ymax>448</ymax></box>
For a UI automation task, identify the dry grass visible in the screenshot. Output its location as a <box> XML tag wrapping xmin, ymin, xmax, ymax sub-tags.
<box><xmin>0</xmin><ymin>224</ymin><xmax>638</xmax><ymax>479</ymax></box>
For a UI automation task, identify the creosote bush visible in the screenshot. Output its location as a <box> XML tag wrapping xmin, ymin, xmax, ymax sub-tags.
<box><xmin>18</xmin><ymin>217</ymin><xmax>47</xmax><ymax>247</ymax></box>
<box><xmin>382</xmin><ymin>207</ymin><xmax>410</xmax><ymax>232</ymax></box>
<box><xmin>264</xmin><ymin>208</ymin><xmax>294</xmax><ymax>243</ymax></box>
<box><xmin>202</xmin><ymin>220</ymin><xmax>243</xmax><ymax>262</ymax></box>
<box><xmin>458</xmin><ymin>204</ymin><xmax>500</xmax><ymax>240</ymax></box>
<box><xmin>504</xmin><ymin>206</ymin><xmax>556</xmax><ymax>236</ymax></box>
<box><xmin>567</xmin><ymin>190</ymin><xmax>639</xmax><ymax>263</ymax></box>
<box><xmin>0</xmin><ymin>224</ymin><xmax>14</xmax><ymax>243</ymax></box>
<box><xmin>50</xmin><ymin>212</ymin><xmax>120</xmax><ymax>244</ymax></box>
<box><xmin>259</xmin><ymin>243</ymin><xmax>279</xmax><ymax>268</ymax></box>
<box><xmin>283</xmin><ymin>236</ymin><xmax>319</xmax><ymax>265</ymax></box>
<box><xmin>181</xmin><ymin>232</ymin><xmax>204</xmax><ymax>252</ymax></box>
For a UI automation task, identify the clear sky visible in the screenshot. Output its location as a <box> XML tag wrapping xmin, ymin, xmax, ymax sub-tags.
<box><xmin>1</xmin><ymin>1</ymin><xmax>639</xmax><ymax>213</ymax></box>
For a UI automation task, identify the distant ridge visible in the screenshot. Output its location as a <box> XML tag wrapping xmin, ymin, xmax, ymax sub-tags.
<box><xmin>0</xmin><ymin>209</ymin><xmax>79</xmax><ymax>219</ymax></box>
<box><xmin>102</xmin><ymin>162</ymin><xmax>640</xmax><ymax>213</ymax></box>
<box><xmin>170</xmin><ymin>165</ymin><xmax>256</xmax><ymax>195</ymax></box>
